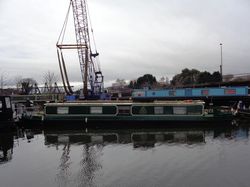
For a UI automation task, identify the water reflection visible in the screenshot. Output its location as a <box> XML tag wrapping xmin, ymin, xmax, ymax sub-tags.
<box><xmin>0</xmin><ymin>129</ymin><xmax>43</xmax><ymax>165</ymax></box>
<box><xmin>1</xmin><ymin>124</ymin><xmax>250</xmax><ymax>187</ymax></box>
<box><xmin>213</xmin><ymin>126</ymin><xmax>249</xmax><ymax>139</ymax></box>
<box><xmin>0</xmin><ymin>133</ymin><xmax>14</xmax><ymax>164</ymax></box>
<box><xmin>44</xmin><ymin>126</ymin><xmax>249</xmax><ymax>148</ymax></box>
<box><xmin>132</xmin><ymin>131</ymin><xmax>205</xmax><ymax>148</ymax></box>
<box><xmin>56</xmin><ymin>143</ymin><xmax>71</xmax><ymax>187</ymax></box>
<box><xmin>42</xmin><ymin>126</ymin><xmax>250</xmax><ymax>186</ymax></box>
<box><xmin>77</xmin><ymin>144</ymin><xmax>103</xmax><ymax>187</ymax></box>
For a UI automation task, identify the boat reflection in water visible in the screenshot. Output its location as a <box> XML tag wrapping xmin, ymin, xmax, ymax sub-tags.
<box><xmin>1</xmin><ymin>122</ymin><xmax>250</xmax><ymax>187</ymax></box>
<box><xmin>132</xmin><ymin>131</ymin><xmax>205</xmax><ymax>148</ymax></box>
<box><xmin>0</xmin><ymin>133</ymin><xmax>14</xmax><ymax>164</ymax></box>
<box><xmin>44</xmin><ymin>129</ymin><xmax>207</xmax><ymax>148</ymax></box>
<box><xmin>44</xmin><ymin>125</ymin><xmax>249</xmax><ymax>148</ymax></box>
<box><xmin>45</xmin><ymin>128</ymin><xmax>208</xmax><ymax>186</ymax></box>
<box><xmin>42</xmin><ymin>125</ymin><xmax>250</xmax><ymax>186</ymax></box>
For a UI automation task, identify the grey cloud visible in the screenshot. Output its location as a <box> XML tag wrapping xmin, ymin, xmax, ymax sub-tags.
<box><xmin>0</xmin><ymin>0</ymin><xmax>250</xmax><ymax>86</ymax></box>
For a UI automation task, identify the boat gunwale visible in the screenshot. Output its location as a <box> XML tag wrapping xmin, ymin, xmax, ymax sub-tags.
<box><xmin>45</xmin><ymin>100</ymin><xmax>205</xmax><ymax>107</ymax></box>
<box><xmin>44</xmin><ymin>100</ymin><xmax>205</xmax><ymax>117</ymax></box>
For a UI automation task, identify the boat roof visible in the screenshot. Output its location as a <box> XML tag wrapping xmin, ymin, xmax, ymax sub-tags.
<box><xmin>45</xmin><ymin>100</ymin><xmax>205</xmax><ymax>106</ymax></box>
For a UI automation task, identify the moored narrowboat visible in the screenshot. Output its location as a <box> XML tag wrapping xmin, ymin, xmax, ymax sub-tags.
<box><xmin>43</xmin><ymin>100</ymin><xmax>233</xmax><ymax>125</ymax></box>
<box><xmin>235</xmin><ymin>108</ymin><xmax>250</xmax><ymax>119</ymax></box>
<box><xmin>0</xmin><ymin>96</ymin><xmax>14</xmax><ymax>131</ymax></box>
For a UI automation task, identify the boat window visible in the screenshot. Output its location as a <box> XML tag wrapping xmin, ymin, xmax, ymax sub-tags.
<box><xmin>169</xmin><ymin>90</ymin><xmax>176</xmax><ymax>96</ymax></box>
<box><xmin>5</xmin><ymin>97</ymin><xmax>11</xmax><ymax>108</ymax></box>
<box><xmin>173</xmin><ymin>107</ymin><xmax>187</xmax><ymax>115</ymax></box>
<box><xmin>224</xmin><ymin>89</ymin><xmax>236</xmax><ymax>95</ymax></box>
<box><xmin>201</xmin><ymin>90</ymin><xmax>209</xmax><ymax>95</ymax></box>
<box><xmin>57</xmin><ymin>107</ymin><xmax>69</xmax><ymax>114</ymax></box>
<box><xmin>0</xmin><ymin>101</ymin><xmax>2</xmax><ymax>109</ymax></box>
<box><xmin>154</xmin><ymin>107</ymin><xmax>164</xmax><ymax>114</ymax></box>
<box><xmin>118</xmin><ymin>106</ymin><xmax>130</xmax><ymax>115</ymax></box>
<box><xmin>90</xmin><ymin>107</ymin><xmax>103</xmax><ymax>114</ymax></box>
<box><xmin>133</xmin><ymin>91</ymin><xmax>145</xmax><ymax>97</ymax></box>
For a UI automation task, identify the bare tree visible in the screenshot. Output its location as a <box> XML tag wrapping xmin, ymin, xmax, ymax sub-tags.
<box><xmin>14</xmin><ymin>75</ymin><xmax>23</xmax><ymax>89</ymax></box>
<box><xmin>43</xmin><ymin>71</ymin><xmax>59</xmax><ymax>92</ymax></box>
<box><xmin>0</xmin><ymin>74</ymin><xmax>7</xmax><ymax>90</ymax></box>
<box><xmin>0</xmin><ymin>72</ymin><xmax>8</xmax><ymax>95</ymax></box>
<box><xmin>19</xmin><ymin>78</ymin><xmax>37</xmax><ymax>95</ymax></box>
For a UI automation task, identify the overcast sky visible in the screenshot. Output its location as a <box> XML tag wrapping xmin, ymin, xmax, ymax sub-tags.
<box><xmin>0</xmin><ymin>0</ymin><xmax>250</xmax><ymax>86</ymax></box>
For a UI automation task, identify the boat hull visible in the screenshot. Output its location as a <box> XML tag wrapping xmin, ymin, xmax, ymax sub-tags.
<box><xmin>21</xmin><ymin>101</ymin><xmax>234</xmax><ymax>128</ymax></box>
<box><xmin>0</xmin><ymin>121</ymin><xmax>16</xmax><ymax>132</ymax></box>
<box><xmin>44</xmin><ymin>113</ymin><xmax>233</xmax><ymax>122</ymax></box>
<box><xmin>236</xmin><ymin>109</ymin><xmax>250</xmax><ymax>119</ymax></box>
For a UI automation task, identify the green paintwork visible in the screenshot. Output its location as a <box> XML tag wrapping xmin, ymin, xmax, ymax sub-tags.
<box><xmin>44</xmin><ymin>113</ymin><xmax>232</xmax><ymax>122</ymax></box>
<box><xmin>46</xmin><ymin>105</ymin><xmax>117</xmax><ymax>115</ymax></box>
<box><xmin>43</xmin><ymin>101</ymin><xmax>233</xmax><ymax>123</ymax></box>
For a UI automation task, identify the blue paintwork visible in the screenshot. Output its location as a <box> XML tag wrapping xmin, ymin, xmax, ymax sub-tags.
<box><xmin>132</xmin><ymin>86</ymin><xmax>249</xmax><ymax>98</ymax></box>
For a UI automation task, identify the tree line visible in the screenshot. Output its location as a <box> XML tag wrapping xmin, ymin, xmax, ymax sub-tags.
<box><xmin>1</xmin><ymin>68</ymin><xmax>223</xmax><ymax>95</ymax></box>
<box><xmin>0</xmin><ymin>71</ymin><xmax>58</xmax><ymax>95</ymax></box>
<box><xmin>171</xmin><ymin>68</ymin><xmax>222</xmax><ymax>86</ymax></box>
<box><xmin>128</xmin><ymin>68</ymin><xmax>222</xmax><ymax>89</ymax></box>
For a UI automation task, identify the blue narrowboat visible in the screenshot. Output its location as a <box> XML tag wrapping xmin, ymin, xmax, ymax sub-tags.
<box><xmin>132</xmin><ymin>86</ymin><xmax>249</xmax><ymax>99</ymax></box>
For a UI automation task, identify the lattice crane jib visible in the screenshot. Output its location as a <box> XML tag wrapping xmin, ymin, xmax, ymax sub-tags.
<box><xmin>57</xmin><ymin>0</ymin><xmax>104</xmax><ymax>97</ymax></box>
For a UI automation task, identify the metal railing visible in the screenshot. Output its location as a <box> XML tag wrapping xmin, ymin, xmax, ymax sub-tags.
<box><xmin>11</xmin><ymin>94</ymin><xmax>65</xmax><ymax>103</ymax></box>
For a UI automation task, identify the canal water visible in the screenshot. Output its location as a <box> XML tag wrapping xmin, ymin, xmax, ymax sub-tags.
<box><xmin>1</xmin><ymin>123</ymin><xmax>250</xmax><ymax>187</ymax></box>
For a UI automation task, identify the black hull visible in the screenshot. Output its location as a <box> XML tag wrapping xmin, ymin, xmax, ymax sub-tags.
<box><xmin>0</xmin><ymin>121</ymin><xmax>16</xmax><ymax>132</ymax></box>
<box><xmin>237</xmin><ymin>109</ymin><xmax>250</xmax><ymax>119</ymax></box>
<box><xmin>17</xmin><ymin>119</ymin><xmax>234</xmax><ymax>130</ymax></box>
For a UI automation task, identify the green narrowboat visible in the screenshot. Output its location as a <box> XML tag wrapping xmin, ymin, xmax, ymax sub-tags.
<box><xmin>43</xmin><ymin>100</ymin><xmax>233</xmax><ymax>124</ymax></box>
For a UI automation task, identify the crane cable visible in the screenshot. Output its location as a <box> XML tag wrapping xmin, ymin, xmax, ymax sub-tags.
<box><xmin>57</xmin><ymin>2</ymin><xmax>71</xmax><ymax>44</ymax></box>
<box><xmin>86</xmin><ymin>2</ymin><xmax>101</xmax><ymax>72</ymax></box>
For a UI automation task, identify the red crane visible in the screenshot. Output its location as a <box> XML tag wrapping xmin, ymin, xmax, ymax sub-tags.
<box><xmin>57</xmin><ymin>0</ymin><xmax>103</xmax><ymax>98</ymax></box>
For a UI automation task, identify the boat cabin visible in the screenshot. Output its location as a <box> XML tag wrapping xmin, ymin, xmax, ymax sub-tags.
<box><xmin>0</xmin><ymin>96</ymin><xmax>13</xmax><ymax>121</ymax></box>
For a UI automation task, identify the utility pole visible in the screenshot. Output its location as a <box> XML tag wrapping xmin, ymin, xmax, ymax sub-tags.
<box><xmin>220</xmin><ymin>43</ymin><xmax>223</xmax><ymax>79</ymax></box>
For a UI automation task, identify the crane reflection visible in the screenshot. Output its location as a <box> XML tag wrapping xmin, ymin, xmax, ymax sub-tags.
<box><xmin>43</xmin><ymin>126</ymin><xmax>249</xmax><ymax>186</ymax></box>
